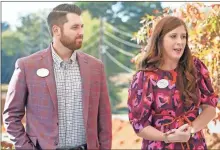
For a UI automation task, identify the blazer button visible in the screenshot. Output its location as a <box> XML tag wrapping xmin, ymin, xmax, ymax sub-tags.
<box><xmin>54</xmin><ymin>141</ymin><xmax>58</xmax><ymax>146</ymax></box>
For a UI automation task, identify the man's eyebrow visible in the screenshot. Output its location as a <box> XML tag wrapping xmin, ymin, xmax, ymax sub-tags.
<box><xmin>71</xmin><ymin>24</ymin><xmax>84</xmax><ymax>27</ymax></box>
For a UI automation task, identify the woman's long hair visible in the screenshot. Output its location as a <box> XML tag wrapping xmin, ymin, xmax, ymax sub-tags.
<box><xmin>138</xmin><ymin>16</ymin><xmax>199</xmax><ymax>109</ymax></box>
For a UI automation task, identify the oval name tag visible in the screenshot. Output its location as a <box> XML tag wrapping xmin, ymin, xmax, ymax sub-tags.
<box><xmin>157</xmin><ymin>79</ymin><xmax>169</xmax><ymax>88</ymax></box>
<box><xmin>36</xmin><ymin>68</ymin><xmax>49</xmax><ymax>77</ymax></box>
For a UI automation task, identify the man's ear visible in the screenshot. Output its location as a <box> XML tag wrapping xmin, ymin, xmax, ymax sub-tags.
<box><xmin>52</xmin><ymin>25</ymin><xmax>61</xmax><ymax>37</ymax></box>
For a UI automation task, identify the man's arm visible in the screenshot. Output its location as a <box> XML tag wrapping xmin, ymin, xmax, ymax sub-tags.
<box><xmin>98</xmin><ymin>63</ymin><xmax>112</xmax><ymax>149</ymax></box>
<box><xmin>3</xmin><ymin>58</ymin><xmax>33</xmax><ymax>149</ymax></box>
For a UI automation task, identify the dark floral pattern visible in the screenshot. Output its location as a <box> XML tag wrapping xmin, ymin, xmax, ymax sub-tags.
<box><xmin>128</xmin><ymin>57</ymin><xmax>218</xmax><ymax>150</ymax></box>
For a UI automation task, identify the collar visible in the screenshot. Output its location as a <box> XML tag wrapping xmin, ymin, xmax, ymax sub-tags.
<box><xmin>51</xmin><ymin>43</ymin><xmax>77</xmax><ymax>66</ymax></box>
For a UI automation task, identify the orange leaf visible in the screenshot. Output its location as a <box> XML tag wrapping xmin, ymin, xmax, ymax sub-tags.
<box><xmin>163</xmin><ymin>7</ymin><xmax>170</xmax><ymax>13</ymax></box>
<box><xmin>153</xmin><ymin>9</ymin><xmax>160</xmax><ymax>14</ymax></box>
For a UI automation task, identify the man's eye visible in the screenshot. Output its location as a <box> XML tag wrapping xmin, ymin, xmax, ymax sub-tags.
<box><xmin>72</xmin><ymin>27</ymin><xmax>77</xmax><ymax>29</ymax></box>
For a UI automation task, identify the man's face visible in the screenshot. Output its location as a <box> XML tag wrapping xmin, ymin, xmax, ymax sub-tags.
<box><xmin>60</xmin><ymin>13</ymin><xmax>84</xmax><ymax>51</ymax></box>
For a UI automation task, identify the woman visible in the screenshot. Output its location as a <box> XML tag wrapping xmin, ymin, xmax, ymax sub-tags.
<box><xmin>127</xmin><ymin>16</ymin><xmax>218</xmax><ymax>150</ymax></box>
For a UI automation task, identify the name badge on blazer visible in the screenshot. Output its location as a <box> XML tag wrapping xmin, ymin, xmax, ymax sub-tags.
<box><xmin>37</xmin><ymin>68</ymin><xmax>49</xmax><ymax>77</ymax></box>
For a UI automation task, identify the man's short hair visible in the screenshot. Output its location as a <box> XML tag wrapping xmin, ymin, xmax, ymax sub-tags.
<box><xmin>47</xmin><ymin>4</ymin><xmax>82</xmax><ymax>36</ymax></box>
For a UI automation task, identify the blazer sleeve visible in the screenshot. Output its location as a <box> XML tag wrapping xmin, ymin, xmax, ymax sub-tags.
<box><xmin>97</xmin><ymin>63</ymin><xmax>112</xmax><ymax>149</ymax></box>
<box><xmin>127</xmin><ymin>71</ymin><xmax>154</xmax><ymax>133</ymax></box>
<box><xmin>2</xmin><ymin>58</ymin><xmax>34</xmax><ymax>149</ymax></box>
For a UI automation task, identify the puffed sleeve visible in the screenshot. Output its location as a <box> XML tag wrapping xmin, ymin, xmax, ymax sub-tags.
<box><xmin>127</xmin><ymin>71</ymin><xmax>154</xmax><ymax>133</ymax></box>
<box><xmin>194</xmin><ymin>57</ymin><xmax>218</xmax><ymax>107</ymax></box>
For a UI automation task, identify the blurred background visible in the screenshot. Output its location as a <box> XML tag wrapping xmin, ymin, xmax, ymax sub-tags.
<box><xmin>1</xmin><ymin>1</ymin><xmax>220</xmax><ymax>149</ymax></box>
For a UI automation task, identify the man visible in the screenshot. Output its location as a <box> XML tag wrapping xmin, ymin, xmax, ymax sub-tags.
<box><xmin>3</xmin><ymin>4</ymin><xmax>112</xmax><ymax>150</ymax></box>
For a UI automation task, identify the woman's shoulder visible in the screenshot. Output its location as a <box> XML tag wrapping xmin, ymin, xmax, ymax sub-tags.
<box><xmin>134</xmin><ymin>69</ymin><xmax>159</xmax><ymax>78</ymax></box>
<box><xmin>193</xmin><ymin>56</ymin><xmax>209</xmax><ymax>76</ymax></box>
<box><xmin>193</xmin><ymin>56</ymin><xmax>207</xmax><ymax>68</ymax></box>
<box><xmin>130</xmin><ymin>69</ymin><xmax>159</xmax><ymax>86</ymax></box>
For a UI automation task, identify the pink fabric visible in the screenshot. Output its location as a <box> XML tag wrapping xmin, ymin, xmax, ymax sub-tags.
<box><xmin>128</xmin><ymin>57</ymin><xmax>218</xmax><ymax>150</ymax></box>
<box><xmin>3</xmin><ymin>46</ymin><xmax>112</xmax><ymax>149</ymax></box>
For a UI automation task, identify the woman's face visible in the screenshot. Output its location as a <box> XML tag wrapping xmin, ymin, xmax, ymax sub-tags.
<box><xmin>162</xmin><ymin>25</ymin><xmax>187</xmax><ymax>62</ymax></box>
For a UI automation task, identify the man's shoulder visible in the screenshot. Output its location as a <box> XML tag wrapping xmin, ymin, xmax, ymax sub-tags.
<box><xmin>77</xmin><ymin>51</ymin><xmax>103</xmax><ymax>66</ymax></box>
<box><xmin>18</xmin><ymin>48</ymin><xmax>49</xmax><ymax>63</ymax></box>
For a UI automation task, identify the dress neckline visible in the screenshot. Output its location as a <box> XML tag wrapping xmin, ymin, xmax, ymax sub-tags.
<box><xmin>156</xmin><ymin>67</ymin><xmax>177</xmax><ymax>73</ymax></box>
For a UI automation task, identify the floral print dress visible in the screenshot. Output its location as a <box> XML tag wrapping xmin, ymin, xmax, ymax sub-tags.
<box><xmin>127</xmin><ymin>57</ymin><xmax>218</xmax><ymax>150</ymax></box>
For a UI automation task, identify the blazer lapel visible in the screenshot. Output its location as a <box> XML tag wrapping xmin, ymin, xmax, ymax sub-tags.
<box><xmin>41</xmin><ymin>47</ymin><xmax>58</xmax><ymax>119</ymax></box>
<box><xmin>77</xmin><ymin>51</ymin><xmax>90</xmax><ymax>129</ymax></box>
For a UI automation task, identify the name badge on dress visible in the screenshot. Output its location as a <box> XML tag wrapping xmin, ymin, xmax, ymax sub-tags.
<box><xmin>157</xmin><ymin>79</ymin><xmax>169</xmax><ymax>88</ymax></box>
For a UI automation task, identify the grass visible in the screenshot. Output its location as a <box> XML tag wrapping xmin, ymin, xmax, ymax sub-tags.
<box><xmin>1</xmin><ymin>84</ymin><xmax>8</xmax><ymax>92</ymax></box>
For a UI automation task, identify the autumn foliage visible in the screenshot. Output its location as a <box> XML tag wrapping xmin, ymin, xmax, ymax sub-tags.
<box><xmin>132</xmin><ymin>2</ymin><xmax>220</xmax><ymax>95</ymax></box>
<box><xmin>131</xmin><ymin>3</ymin><xmax>220</xmax><ymax>149</ymax></box>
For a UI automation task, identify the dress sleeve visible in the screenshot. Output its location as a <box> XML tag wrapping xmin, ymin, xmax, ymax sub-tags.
<box><xmin>127</xmin><ymin>71</ymin><xmax>154</xmax><ymax>133</ymax></box>
<box><xmin>194</xmin><ymin>57</ymin><xmax>218</xmax><ymax>107</ymax></box>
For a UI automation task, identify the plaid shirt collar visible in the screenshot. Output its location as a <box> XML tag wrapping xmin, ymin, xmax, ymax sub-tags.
<box><xmin>51</xmin><ymin>43</ymin><xmax>77</xmax><ymax>67</ymax></box>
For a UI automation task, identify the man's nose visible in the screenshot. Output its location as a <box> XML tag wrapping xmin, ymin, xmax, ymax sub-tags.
<box><xmin>78</xmin><ymin>27</ymin><xmax>84</xmax><ymax>35</ymax></box>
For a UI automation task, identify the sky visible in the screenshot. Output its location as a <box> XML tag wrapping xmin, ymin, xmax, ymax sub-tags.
<box><xmin>2</xmin><ymin>1</ymin><xmax>220</xmax><ymax>28</ymax></box>
<box><xmin>2</xmin><ymin>2</ymin><xmax>73</xmax><ymax>27</ymax></box>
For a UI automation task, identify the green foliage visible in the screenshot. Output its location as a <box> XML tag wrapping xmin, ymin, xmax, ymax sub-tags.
<box><xmin>2</xmin><ymin>11</ymin><xmax>51</xmax><ymax>83</ymax></box>
<box><xmin>77</xmin><ymin>2</ymin><xmax>163</xmax><ymax>76</ymax></box>
<box><xmin>2</xmin><ymin>11</ymin><xmax>51</xmax><ymax>56</ymax></box>
<box><xmin>108</xmin><ymin>79</ymin><xmax>122</xmax><ymax>113</ymax></box>
<box><xmin>2</xmin><ymin>2</ymin><xmax>164</xmax><ymax>112</ymax></box>
<box><xmin>76</xmin><ymin>2</ymin><xmax>163</xmax><ymax>32</ymax></box>
<box><xmin>81</xmin><ymin>11</ymin><xmax>100</xmax><ymax>58</ymax></box>
<box><xmin>2</xmin><ymin>30</ymin><xmax>25</xmax><ymax>56</ymax></box>
<box><xmin>76</xmin><ymin>2</ymin><xmax>117</xmax><ymax>24</ymax></box>
<box><xmin>75</xmin><ymin>2</ymin><xmax>163</xmax><ymax>111</ymax></box>
<box><xmin>1</xmin><ymin>22</ymin><xmax>10</xmax><ymax>31</ymax></box>
<box><xmin>16</xmin><ymin>12</ymin><xmax>51</xmax><ymax>54</ymax></box>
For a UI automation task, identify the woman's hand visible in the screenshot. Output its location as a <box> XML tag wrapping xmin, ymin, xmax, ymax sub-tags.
<box><xmin>165</xmin><ymin>124</ymin><xmax>192</xmax><ymax>143</ymax></box>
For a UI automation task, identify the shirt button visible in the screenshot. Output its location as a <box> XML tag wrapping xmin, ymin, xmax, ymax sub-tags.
<box><xmin>54</xmin><ymin>140</ymin><xmax>58</xmax><ymax>145</ymax></box>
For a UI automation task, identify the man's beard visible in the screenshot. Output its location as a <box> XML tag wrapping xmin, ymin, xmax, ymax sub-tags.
<box><xmin>60</xmin><ymin>33</ymin><xmax>83</xmax><ymax>51</ymax></box>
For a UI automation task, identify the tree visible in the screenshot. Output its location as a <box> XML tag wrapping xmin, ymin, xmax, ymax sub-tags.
<box><xmin>80</xmin><ymin>11</ymin><xmax>100</xmax><ymax>58</ymax></box>
<box><xmin>76</xmin><ymin>1</ymin><xmax>163</xmax><ymax>73</ymax></box>
<box><xmin>1</xmin><ymin>22</ymin><xmax>10</xmax><ymax>32</ymax></box>
<box><xmin>81</xmin><ymin>11</ymin><xmax>123</xmax><ymax>109</ymax></box>
<box><xmin>132</xmin><ymin>2</ymin><xmax>220</xmax><ymax>94</ymax></box>
<box><xmin>132</xmin><ymin>4</ymin><xmax>220</xmax><ymax>147</ymax></box>
<box><xmin>2</xmin><ymin>11</ymin><xmax>51</xmax><ymax>83</ymax></box>
<box><xmin>75</xmin><ymin>2</ymin><xmax>164</xmax><ymax>112</ymax></box>
<box><xmin>2</xmin><ymin>27</ymin><xmax>26</xmax><ymax>83</ymax></box>
<box><xmin>16</xmin><ymin>11</ymin><xmax>51</xmax><ymax>54</ymax></box>
<box><xmin>76</xmin><ymin>2</ymin><xmax>163</xmax><ymax>75</ymax></box>
<box><xmin>76</xmin><ymin>2</ymin><xmax>163</xmax><ymax>32</ymax></box>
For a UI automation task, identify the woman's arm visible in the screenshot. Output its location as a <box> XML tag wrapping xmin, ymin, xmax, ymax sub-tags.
<box><xmin>191</xmin><ymin>105</ymin><xmax>216</xmax><ymax>133</ymax></box>
<box><xmin>137</xmin><ymin>124</ymin><xmax>191</xmax><ymax>143</ymax></box>
<box><xmin>137</xmin><ymin>125</ymin><xmax>165</xmax><ymax>141</ymax></box>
